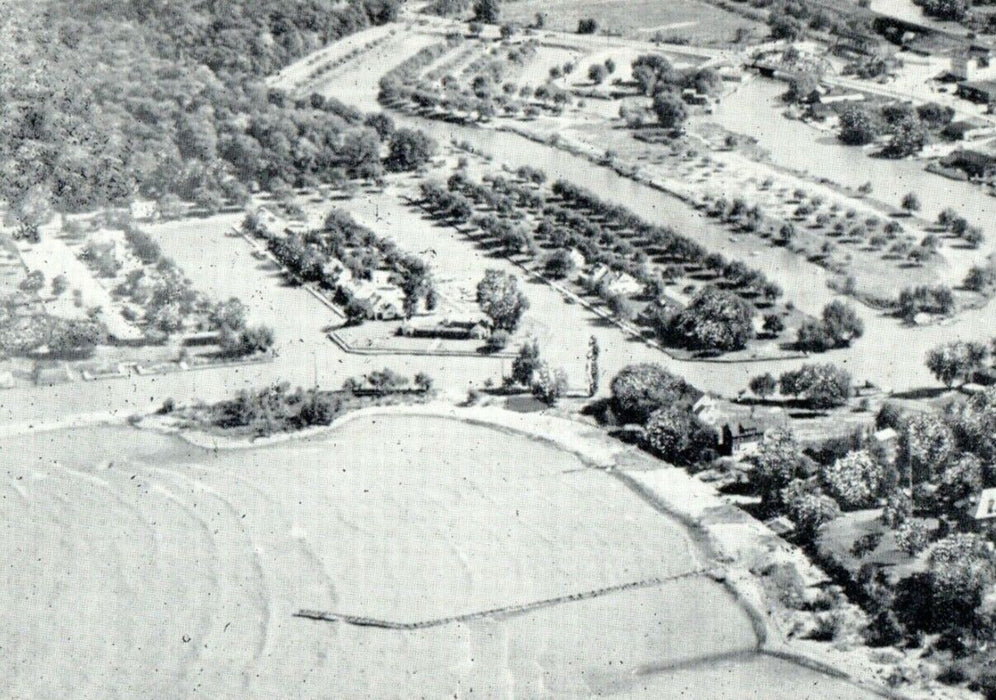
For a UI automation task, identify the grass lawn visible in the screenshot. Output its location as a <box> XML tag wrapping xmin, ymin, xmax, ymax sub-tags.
<box><xmin>501</xmin><ymin>0</ymin><xmax>762</xmax><ymax>44</ymax></box>
<box><xmin>818</xmin><ymin>509</ymin><xmax>933</xmax><ymax>581</ymax></box>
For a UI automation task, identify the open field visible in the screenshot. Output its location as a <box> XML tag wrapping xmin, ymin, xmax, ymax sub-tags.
<box><xmin>500</xmin><ymin>0</ymin><xmax>763</xmax><ymax>45</ymax></box>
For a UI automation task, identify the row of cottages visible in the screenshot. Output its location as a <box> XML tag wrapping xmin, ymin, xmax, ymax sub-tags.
<box><xmin>586</xmin><ymin>264</ymin><xmax>642</xmax><ymax>297</ymax></box>
<box><xmin>324</xmin><ymin>259</ymin><xmax>405</xmax><ymax>320</ymax></box>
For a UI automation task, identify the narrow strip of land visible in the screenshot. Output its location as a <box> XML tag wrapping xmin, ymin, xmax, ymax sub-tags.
<box><xmin>294</xmin><ymin>568</ymin><xmax>713</xmax><ymax>630</ymax></box>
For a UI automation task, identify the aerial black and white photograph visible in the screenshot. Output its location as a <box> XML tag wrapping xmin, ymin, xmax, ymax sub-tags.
<box><xmin>4</xmin><ymin>0</ymin><xmax>996</xmax><ymax>697</ymax></box>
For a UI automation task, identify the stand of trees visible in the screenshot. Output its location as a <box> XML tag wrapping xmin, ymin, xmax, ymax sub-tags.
<box><xmin>0</xmin><ymin>0</ymin><xmax>403</xmax><ymax>224</ymax></box>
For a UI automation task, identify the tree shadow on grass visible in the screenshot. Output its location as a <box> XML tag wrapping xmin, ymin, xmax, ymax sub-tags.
<box><xmin>890</xmin><ymin>386</ymin><xmax>950</xmax><ymax>400</ymax></box>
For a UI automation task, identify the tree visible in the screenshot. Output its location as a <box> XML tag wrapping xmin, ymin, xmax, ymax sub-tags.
<box><xmin>586</xmin><ymin>336</ymin><xmax>600</xmax><ymax>397</ymax></box>
<box><xmin>669</xmin><ymin>286</ymin><xmax>753</xmax><ymax>352</ymax></box>
<box><xmin>926</xmin><ymin>340</ymin><xmax>988</xmax><ymax>387</ymax></box>
<box><xmin>385</xmin><ymin>129</ymin><xmax>437</xmax><ymax>172</ymax></box>
<box><xmin>339</xmin><ymin>128</ymin><xmax>384</xmax><ymax>180</ymax></box>
<box><xmin>937</xmin><ymin>453</ymin><xmax>983</xmax><ymax>514</ymax></box>
<box><xmin>822</xmin><ymin>449</ymin><xmax>884</xmax><ymax>509</ymax></box>
<box><xmin>487</xmin><ymin>329</ymin><xmax>510</xmax><ymax>351</ymax></box>
<box><xmin>898</xmin><ymin>413</ymin><xmax>954</xmax><ymax>484</ymax></box>
<box><xmin>779</xmin><ymin>363</ymin><xmax>853</xmax><ymax>410</ymax></box>
<box><xmin>531</xmin><ymin>362</ymin><xmax>568</xmax><ymax>405</ymax></box>
<box><xmin>414</xmin><ymin>372</ymin><xmax>434</xmax><ymax>393</ymax></box>
<box><xmin>752</xmin><ymin>429</ymin><xmax>810</xmax><ymax>507</ymax></box>
<box><xmin>763</xmin><ymin>313</ymin><xmax>784</xmax><ymax>336</ymax></box>
<box><xmin>886</xmin><ymin>115</ymin><xmax>927</xmax><ymax>158</ymax></box>
<box><xmin>768</xmin><ymin>12</ymin><xmax>804</xmax><ymax>41</ymax></box>
<box><xmin>210</xmin><ymin>297</ymin><xmax>248</xmax><ymax>333</ymax></box>
<box><xmin>472</xmin><ymin>0</ymin><xmax>500</xmax><ymax>23</ymax></box>
<box><xmin>51</xmin><ymin>274</ymin><xmax>68</xmax><ymax>297</ymax></box>
<box><xmin>895</xmin><ymin>519</ymin><xmax>930</xmax><ymax>556</ymax></box>
<box><xmin>901</xmin><ymin>192</ymin><xmax>921</xmax><ymax>215</ymax></box>
<box><xmin>364</xmin><ymin>112</ymin><xmax>395</xmax><ymax>140</ymax></box>
<box><xmin>821</xmin><ymin>300</ymin><xmax>864</xmax><ymax>348</ymax></box>
<box><xmin>222</xmin><ymin>324</ymin><xmax>274</xmax><ymax>357</ymax></box>
<box><xmin>543</xmin><ymin>249</ymin><xmax>577</xmax><ymax>279</ymax></box>
<box><xmin>750</xmin><ymin>373</ymin><xmax>777</xmax><ymax>400</ymax></box>
<box><xmin>511</xmin><ymin>338</ymin><xmax>541</xmax><ymax>386</ymax></box>
<box><xmin>20</xmin><ymin>270</ymin><xmax>45</xmax><ymax>293</ymax></box>
<box><xmin>929</xmin><ymin>534</ymin><xmax>996</xmax><ymax>628</ymax></box>
<box><xmin>838</xmin><ymin>105</ymin><xmax>882</xmax><ymax>146</ymax></box>
<box><xmin>609</xmin><ymin>363</ymin><xmax>694</xmax><ymax>424</ymax></box>
<box><xmin>47</xmin><ymin>318</ymin><xmax>107</xmax><ymax>358</ymax></box>
<box><xmin>651</xmin><ymin>91</ymin><xmax>687</xmax><ymax>130</ymax></box>
<box><xmin>588</xmin><ymin>63</ymin><xmax>608</xmax><ymax>84</ymax></box>
<box><xmin>784</xmin><ymin>488</ymin><xmax>840</xmax><ymax>540</ymax></box>
<box><xmin>949</xmin><ymin>387</ymin><xmax>996</xmax><ymax>461</ymax></box>
<box><xmin>784</xmin><ymin>72</ymin><xmax>820</xmax><ymax>104</ymax></box>
<box><xmin>605</xmin><ymin>58</ymin><xmax>616</xmax><ymax>74</ymax></box>
<box><xmin>476</xmin><ymin>269</ymin><xmax>529</xmax><ymax>331</ymax></box>
<box><xmin>577</xmin><ymin>18</ymin><xmax>598</xmax><ymax>34</ymax></box>
<box><xmin>644</xmin><ymin>406</ymin><xmax>715</xmax><ymax>465</ymax></box>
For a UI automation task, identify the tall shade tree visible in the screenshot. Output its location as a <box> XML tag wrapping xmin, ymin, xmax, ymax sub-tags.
<box><xmin>476</xmin><ymin>269</ymin><xmax>529</xmax><ymax>332</ymax></box>
<box><xmin>609</xmin><ymin>363</ymin><xmax>694</xmax><ymax>424</ymax></box>
<box><xmin>926</xmin><ymin>340</ymin><xmax>989</xmax><ymax>388</ymax></box>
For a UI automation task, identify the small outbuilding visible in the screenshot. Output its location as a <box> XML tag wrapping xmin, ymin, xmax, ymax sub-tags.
<box><xmin>719</xmin><ymin>422</ymin><xmax>764</xmax><ymax>457</ymax></box>
<box><xmin>973</xmin><ymin>488</ymin><xmax>996</xmax><ymax>533</ymax></box>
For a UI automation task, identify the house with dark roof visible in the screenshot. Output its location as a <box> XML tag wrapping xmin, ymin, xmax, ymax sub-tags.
<box><xmin>957</xmin><ymin>80</ymin><xmax>996</xmax><ymax>104</ymax></box>
<box><xmin>719</xmin><ymin>422</ymin><xmax>764</xmax><ymax>457</ymax></box>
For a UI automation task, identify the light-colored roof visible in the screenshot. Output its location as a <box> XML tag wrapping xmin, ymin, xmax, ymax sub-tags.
<box><xmin>975</xmin><ymin>488</ymin><xmax>996</xmax><ymax>520</ymax></box>
<box><xmin>764</xmin><ymin>516</ymin><xmax>795</xmax><ymax>535</ymax></box>
<box><xmin>873</xmin><ymin>427</ymin><xmax>898</xmax><ymax>443</ymax></box>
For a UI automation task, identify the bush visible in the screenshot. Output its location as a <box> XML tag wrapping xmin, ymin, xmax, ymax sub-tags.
<box><xmin>864</xmin><ymin>610</ymin><xmax>904</xmax><ymax>647</ymax></box>
<box><xmin>644</xmin><ymin>405</ymin><xmax>715</xmax><ymax>465</ymax></box>
<box><xmin>385</xmin><ymin>129</ymin><xmax>437</xmax><ymax>172</ymax></box>
<box><xmin>577</xmin><ymin>17</ymin><xmax>598</xmax><ymax>34</ymax></box>
<box><xmin>487</xmin><ymin>329</ymin><xmax>510</xmax><ymax>351</ymax></box>
<box><xmin>298</xmin><ymin>390</ymin><xmax>342</xmax><ymax>426</ymax></box>
<box><xmin>222</xmin><ymin>324</ymin><xmax>274</xmax><ymax>357</ymax></box>
<box><xmin>531</xmin><ymin>362</ymin><xmax>568</xmax><ymax>405</ymax></box>
<box><xmin>895</xmin><ymin>519</ymin><xmax>930</xmax><ymax>556</ymax></box>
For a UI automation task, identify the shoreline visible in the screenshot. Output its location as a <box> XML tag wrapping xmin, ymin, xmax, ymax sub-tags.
<box><xmin>133</xmin><ymin>400</ymin><xmax>931</xmax><ymax>698</ymax></box>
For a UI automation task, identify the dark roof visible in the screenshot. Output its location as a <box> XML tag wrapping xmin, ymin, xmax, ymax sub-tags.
<box><xmin>724</xmin><ymin>422</ymin><xmax>763</xmax><ymax>438</ymax></box>
<box><xmin>961</xmin><ymin>80</ymin><xmax>996</xmax><ymax>94</ymax></box>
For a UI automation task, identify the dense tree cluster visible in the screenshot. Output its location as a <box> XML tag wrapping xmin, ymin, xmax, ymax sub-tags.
<box><xmin>796</xmin><ymin>300</ymin><xmax>864</xmax><ymax>352</ymax></box>
<box><xmin>897</xmin><ymin>285</ymin><xmax>955</xmax><ymax>322</ymax></box>
<box><xmin>609</xmin><ymin>363</ymin><xmax>698</xmax><ymax>424</ymax></box>
<box><xmin>778</xmin><ymin>362</ymin><xmax>853</xmax><ymax>410</ymax></box>
<box><xmin>0</xmin><ymin>0</ymin><xmax>403</xmax><ymax>223</ymax></box>
<box><xmin>665</xmin><ymin>286</ymin><xmax>755</xmax><ymax>352</ymax></box>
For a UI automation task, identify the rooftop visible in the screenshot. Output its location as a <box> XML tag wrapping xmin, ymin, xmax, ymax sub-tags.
<box><xmin>974</xmin><ymin>488</ymin><xmax>996</xmax><ymax>520</ymax></box>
